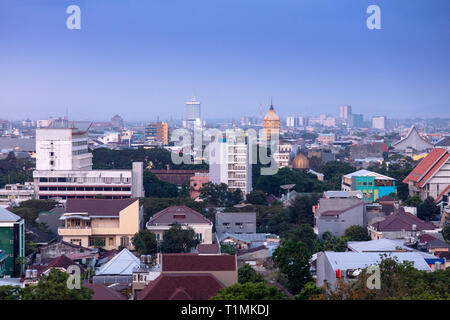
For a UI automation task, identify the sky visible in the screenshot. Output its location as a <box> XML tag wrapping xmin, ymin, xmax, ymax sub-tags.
<box><xmin>0</xmin><ymin>0</ymin><xmax>449</xmax><ymax>122</ymax></box>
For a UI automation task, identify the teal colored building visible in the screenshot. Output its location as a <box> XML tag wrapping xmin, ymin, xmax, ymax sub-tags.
<box><xmin>0</xmin><ymin>250</ymin><xmax>7</xmax><ymax>276</ymax></box>
<box><xmin>342</xmin><ymin>169</ymin><xmax>396</xmax><ymax>203</ymax></box>
<box><xmin>0</xmin><ymin>207</ymin><xmax>25</xmax><ymax>277</ymax></box>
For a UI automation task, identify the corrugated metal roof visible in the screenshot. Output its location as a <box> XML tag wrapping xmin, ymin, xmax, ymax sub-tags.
<box><xmin>343</xmin><ymin>169</ymin><xmax>395</xmax><ymax>180</ymax></box>
<box><xmin>324</xmin><ymin>251</ymin><xmax>431</xmax><ymax>271</ymax></box>
<box><xmin>347</xmin><ymin>239</ymin><xmax>414</xmax><ymax>252</ymax></box>
<box><xmin>0</xmin><ymin>207</ymin><xmax>21</xmax><ymax>222</ymax></box>
<box><xmin>96</xmin><ymin>248</ymin><xmax>140</xmax><ymax>276</ymax></box>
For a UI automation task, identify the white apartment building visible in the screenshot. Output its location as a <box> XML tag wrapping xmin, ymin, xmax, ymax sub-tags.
<box><xmin>33</xmin><ymin>127</ymin><xmax>144</xmax><ymax>200</ymax></box>
<box><xmin>286</xmin><ymin>116</ymin><xmax>305</xmax><ymax>128</ymax></box>
<box><xmin>340</xmin><ymin>105</ymin><xmax>352</xmax><ymax>121</ymax></box>
<box><xmin>0</xmin><ymin>182</ymin><xmax>35</xmax><ymax>208</ymax></box>
<box><xmin>372</xmin><ymin>116</ymin><xmax>386</xmax><ymax>130</ymax></box>
<box><xmin>36</xmin><ymin>128</ymin><xmax>93</xmax><ymax>171</ymax></box>
<box><xmin>209</xmin><ymin>130</ymin><xmax>252</xmax><ymax>195</ymax></box>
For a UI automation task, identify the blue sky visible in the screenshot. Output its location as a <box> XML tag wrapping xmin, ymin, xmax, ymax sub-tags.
<box><xmin>0</xmin><ymin>0</ymin><xmax>449</xmax><ymax>121</ymax></box>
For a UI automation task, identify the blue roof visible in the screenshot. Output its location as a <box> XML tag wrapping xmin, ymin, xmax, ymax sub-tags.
<box><xmin>0</xmin><ymin>207</ymin><xmax>21</xmax><ymax>222</ymax></box>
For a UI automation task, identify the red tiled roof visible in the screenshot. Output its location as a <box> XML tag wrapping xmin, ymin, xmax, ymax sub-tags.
<box><xmin>403</xmin><ymin>148</ymin><xmax>449</xmax><ymax>187</ymax></box>
<box><xmin>137</xmin><ymin>273</ymin><xmax>225</xmax><ymax>300</ymax></box>
<box><xmin>65</xmin><ymin>198</ymin><xmax>138</xmax><ymax>217</ymax></box>
<box><xmin>83</xmin><ymin>284</ymin><xmax>128</xmax><ymax>300</ymax></box>
<box><xmin>35</xmin><ymin>254</ymin><xmax>82</xmax><ymax>276</ymax></box>
<box><xmin>370</xmin><ymin>209</ymin><xmax>437</xmax><ymax>232</ymax></box>
<box><xmin>418</xmin><ymin>234</ymin><xmax>437</xmax><ymax>243</ymax></box>
<box><xmin>377</xmin><ymin>195</ymin><xmax>395</xmax><ymax>202</ymax></box>
<box><xmin>197</xmin><ymin>243</ymin><xmax>220</xmax><ymax>254</ymax></box>
<box><xmin>435</xmin><ymin>184</ymin><xmax>450</xmax><ymax>203</ymax></box>
<box><xmin>148</xmin><ymin>206</ymin><xmax>212</xmax><ymax>225</ymax></box>
<box><xmin>100</xmin><ymin>249</ymin><xmax>119</xmax><ymax>260</ymax></box>
<box><xmin>162</xmin><ymin>253</ymin><xmax>236</xmax><ymax>272</ymax></box>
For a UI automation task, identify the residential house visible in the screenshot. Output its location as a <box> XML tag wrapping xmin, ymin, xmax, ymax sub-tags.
<box><xmin>403</xmin><ymin>148</ymin><xmax>450</xmax><ymax>201</ymax></box>
<box><xmin>35</xmin><ymin>240</ymin><xmax>93</xmax><ymax>264</ymax></box>
<box><xmin>314</xmin><ymin>192</ymin><xmax>366</xmax><ymax>237</ymax></box>
<box><xmin>93</xmin><ymin>248</ymin><xmax>140</xmax><ymax>285</ymax></box>
<box><xmin>237</xmin><ymin>245</ymin><xmax>269</xmax><ymax>270</ymax></box>
<box><xmin>316</xmin><ymin>251</ymin><xmax>433</xmax><ymax>288</ymax></box>
<box><xmin>160</xmin><ymin>253</ymin><xmax>237</xmax><ymax>287</ymax></box>
<box><xmin>341</xmin><ymin>169</ymin><xmax>397</xmax><ymax>202</ymax></box>
<box><xmin>215</xmin><ymin>212</ymin><xmax>256</xmax><ymax>237</ymax></box>
<box><xmin>197</xmin><ymin>243</ymin><xmax>221</xmax><ymax>255</ymax></box>
<box><xmin>368</xmin><ymin>209</ymin><xmax>439</xmax><ymax>240</ymax></box>
<box><xmin>190</xmin><ymin>173</ymin><xmax>209</xmax><ymax>200</ymax></box>
<box><xmin>23</xmin><ymin>254</ymin><xmax>82</xmax><ymax>286</ymax></box>
<box><xmin>146</xmin><ymin>206</ymin><xmax>213</xmax><ymax>244</ymax></box>
<box><xmin>83</xmin><ymin>283</ymin><xmax>128</xmax><ymax>300</ymax></box>
<box><xmin>58</xmin><ymin>198</ymin><xmax>143</xmax><ymax>250</ymax></box>
<box><xmin>137</xmin><ymin>273</ymin><xmax>225</xmax><ymax>300</ymax></box>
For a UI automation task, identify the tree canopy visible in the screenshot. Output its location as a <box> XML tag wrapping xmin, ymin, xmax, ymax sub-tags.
<box><xmin>22</xmin><ymin>269</ymin><xmax>93</xmax><ymax>300</ymax></box>
<box><xmin>160</xmin><ymin>223</ymin><xmax>200</xmax><ymax>253</ymax></box>
<box><xmin>132</xmin><ymin>229</ymin><xmax>158</xmax><ymax>255</ymax></box>
<box><xmin>210</xmin><ymin>282</ymin><xmax>287</xmax><ymax>300</ymax></box>
<box><xmin>273</xmin><ymin>240</ymin><xmax>313</xmax><ymax>295</ymax></box>
<box><xmin>238</xmin><ymin>264</ymin><xmax>266</xmax><ymax>284</ymax></box>
<box><xmin>312</xmin><ymin>256</ymin><xmax>450</xmax><ymax>300</ymax></box>
<box><xmin>344</xmin><ymin>225</ymin><xmax>371</xmax><ymax>241</ymax></box>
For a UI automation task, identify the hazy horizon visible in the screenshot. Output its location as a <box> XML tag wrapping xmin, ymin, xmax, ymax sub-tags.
<box><xmin>1</xmin><ymin>0</ymin><xmax>449</xmax><ymax>121</ymax></box>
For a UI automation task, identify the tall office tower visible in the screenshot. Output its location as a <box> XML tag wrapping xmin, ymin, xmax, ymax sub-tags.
<box><xmin>340</xmin><ymin>105</ymin><xmax>352</xmax><ymax>120</ymax></box>
<box><xmin>36</xmin><ymin>127</ymin><xmax>93</xmax><ymax>171</ymax></box>
<box><xmin>286</xmin><ymin>116</ymin><xmax>295</xmax><ymax>127</ymax></box>
<box><xmin>209</xmin><ymin>130</ymin><xmax>252</xmax><ymax>196</ymax></box>
<box><xmin>298</xmin><ymin>116</ymin><xmax>305</xmax><ymax>126</ymax></box>
<box><xmin>262</xmin><ymin>103</ymin><xmax>280</xmax><ymax>142</ymax></box>
<box><xmin>145</xmin><ymin>123</ymin><xmax>158</xmax><ymax>144</ymax></box>
<box><xmin>33</xmin><ymin>125</ymin><xmax>144</xmax><ymax>200</ymax></box>
<box><xmin>185</xmin><ymin>96</ymin><xmax>201</xmax><ymax>129</ymax></box>
<box><xmin>348</xmin><ymin>114</ymin><xmax>364</xmax><ymax>128</ymax></box>
<box><xmin>146</xmin><ymin>121</ymin><xmax>168</xmax><ymax>145</ymax></box>
<box><xmin>372</xmin><ymin>116</ymin><xmax>387</xmax><ymax>130</ymax></box>
<box><xmin>156</xmin><ymin>121</ymin><xmax>168</xmax><ymax>145</ymax></box>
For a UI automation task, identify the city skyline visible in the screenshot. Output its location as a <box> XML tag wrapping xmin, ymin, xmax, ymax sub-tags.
<box><xmin>1</xmin><ymin>0</ymin><xmax>449</xmax><ymax>121</ymax></box>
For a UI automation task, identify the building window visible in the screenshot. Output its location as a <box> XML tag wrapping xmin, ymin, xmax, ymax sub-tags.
<box><xmin>120</xmin><ymin>237</ymin><xmax>129</xmax><ymax>248</ymax></box>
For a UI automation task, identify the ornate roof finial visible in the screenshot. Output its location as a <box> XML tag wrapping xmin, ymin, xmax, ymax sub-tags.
<box><xmin>270</xmin><ymin>97</ymin><xmax>274</xmax><ymax>110</ymax></box>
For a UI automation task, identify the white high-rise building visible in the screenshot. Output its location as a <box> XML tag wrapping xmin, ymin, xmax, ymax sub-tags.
<box><xmin>286</xmin><ymin>117</ymin><xmax>295</xmax><ymax>127</ymax></box>
<box><xmin>36</xmin><ymin>128</ymin><xmax>93</xmax><ymax>171</ymax></box>
<box><xmin>33</xmin><ymin>126</ymin><xmax>144</xmax><ymax>200</ymax></box>
<box><xmin>209</xmin><ymin>130</ymin><xmax>252</xmax><ymax>195</ymax></box>
<box><xmin>185</xmin><ymin>96</ymin><xmax>201</xmax><ymax>129</ymax></box>
<box><xmin>372</xmin><ymin>116</ymin><xmax>386</xmax><ymax>130</ymax></box>
<box><xmin>340</xmin><ymin>105</ymin><xmax>352</xmax><ymax>120</ymax></box>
